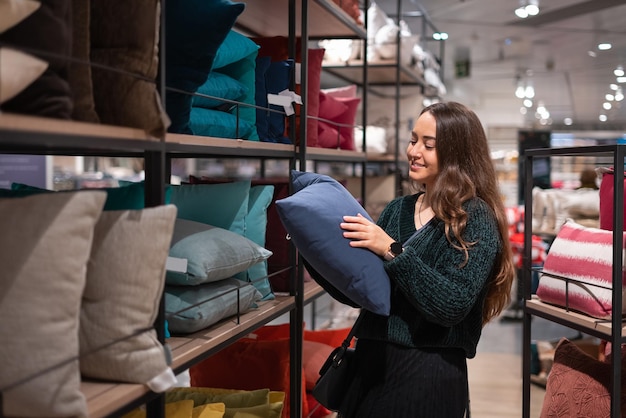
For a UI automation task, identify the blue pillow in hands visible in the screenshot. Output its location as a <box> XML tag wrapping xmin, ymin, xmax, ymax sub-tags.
<box><xmin>275</xmin><ymin>170</ymin><xmax>391</xmax><ymax>316</ymax></box>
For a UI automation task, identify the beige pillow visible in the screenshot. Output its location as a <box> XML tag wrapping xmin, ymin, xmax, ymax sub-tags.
<box><xmin>79</xmin><ymin>204</ymin><xmax>178</xmax><ymax>392</ymax></box>
<box><xmin>0</xmin><ymin>47</ymin><xmax>48</xmax><ymax>104</ymax></box>
<box><xmin>0</xmin><ymin>191</ymin><xmax>107</xmax><ymax>417</ymax></box>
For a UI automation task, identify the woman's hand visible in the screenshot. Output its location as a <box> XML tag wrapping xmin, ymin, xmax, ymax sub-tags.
<box><xmin>340</xmin><ymin>213</ymin><xmax>394</xmax><ymax>257</ymax></box>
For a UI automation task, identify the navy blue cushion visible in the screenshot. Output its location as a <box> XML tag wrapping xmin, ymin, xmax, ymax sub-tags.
<box><xmin>254</xmin><ymin>56</ymin><xmax>271</xmax><ymax>140</ymax></box>
<box><xmin>265</xmin><ymin>60</ymin><xmax>293</xmax><ymax>143</ymax></box>
<box><xmin>165</xmin><ymin>0</ymin><xmax>245</xmax><ymax>134</ymax></box>
<box><xmin>275</xmin><ymin>170</ymin><xmax>391</xmax><ymax>315</ymax></box>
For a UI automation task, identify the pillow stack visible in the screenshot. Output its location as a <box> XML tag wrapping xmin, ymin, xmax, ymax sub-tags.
<box><xmin>0</xmin><ymin>191</ymin><xmax>178</xmax><ymax>417</ymax></box>
<box><xmin>165</xmin><ymin>181</ymin><xmax>275</xmax><ymax>334</ymax></box>
<box><xmin>317</xmin><ymin>86</ymin><xmax>361</xmax><ymax>151</ymax></box>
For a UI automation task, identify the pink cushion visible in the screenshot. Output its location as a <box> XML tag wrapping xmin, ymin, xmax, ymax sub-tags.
<box><xmin>536</xmin><ymin>220</ymin><xmax>626</xmax><ymax>319</ymax></box>
<box><xmin>318</xmin><ymin>96</ymin><xmax>360</xmax><ymax>151</ymax></box>
<box><xmin>318</xmin><ymin>91</ymin><xmax>348</xmax><ymax>120</ymax></box>
<box><xmin>322</xmin><ymin>84</ymin><xmax>357</xmax><ymax>99</ymax></box>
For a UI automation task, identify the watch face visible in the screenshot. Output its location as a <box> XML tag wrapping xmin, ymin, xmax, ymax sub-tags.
<box><xmin>390</xmin><ymin>242</ymin><xmax>403</xmax><ymax>255</ymax></box>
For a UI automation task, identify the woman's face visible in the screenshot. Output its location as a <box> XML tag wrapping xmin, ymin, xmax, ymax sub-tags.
<box><xmin>406</xmin><ymin>111</ymin><xmax>439</xmax><ymax>189</ymax></box>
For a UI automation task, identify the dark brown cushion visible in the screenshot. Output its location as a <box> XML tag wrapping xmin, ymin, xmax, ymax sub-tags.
<box><xmin>90</xmin><ymin>0</ymin><xmax>168</xmax><ymax>137</ymax></box>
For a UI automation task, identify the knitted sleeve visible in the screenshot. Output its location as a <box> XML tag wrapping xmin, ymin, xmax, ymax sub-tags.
<box><xmin>384</xmin><ymin>198</ymin><xmax>501</xmax><ymax>327</ymax></box>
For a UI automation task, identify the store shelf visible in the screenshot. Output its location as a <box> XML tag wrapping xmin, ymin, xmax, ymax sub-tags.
<box><xmin>236</xmin><ymin>0</ymin><xmax>366</xmax><ymax>39</ymax></box>
<box><xmin>525</xmin><ymin>297</ymin><xmax>626</xmax><ymax>339</ymax></box>
<box><xmin>168</xmin><ymin>281</ymin><xmax>325</xmax><ymax>373</ymax></box>
<box><xmin>77</xmin><ymin>281</ymin><xmax>325</xmax><ymax>418</ymax></box>
<box><xmin>323</xmin><ymin>60</ymin><xmax>425</xmax><ymax>86</ymax></box>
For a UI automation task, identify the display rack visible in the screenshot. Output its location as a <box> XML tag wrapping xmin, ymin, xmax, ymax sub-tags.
<box><xmin>0</xmin><ymin>1</ymin><xmax>368</xmax><ymax>417</ymax></box>
<box><xmin>522</xmin><ymin>144</ymin><xmax>626</xmax><ymax>418</ymax></box>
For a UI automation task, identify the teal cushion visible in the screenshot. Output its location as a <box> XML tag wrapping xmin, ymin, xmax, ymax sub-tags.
<box><xmin>192</xmin><ymin>72</ymin><xmax>248</xmax><ymax>109</ymax></box>
<box><xmin>275</xmin><ymin>170</ymin><xmax>391</xmax><ymax>316</ymax></box>
<box><xmin>189</xmin><ymin>107</ymin><xmax>255</xmax><ymax>139</ymax></box>
<box><xmin>165</xmin><ymin>0</ymin><xmax>245</xmax><ymax>134</ymax></box>
<box><xmin>169</xmin><ymin>181</ymin><xmax>251</xmax><ymax>235</ymax></box>
<box><xmin>165</xmin><ymin>278</ymin><xmax>262</xmax><ymax>334</ymax></box>
<box><xmin>8</xmin><ymin>181</ymin><xmax>172</xmax><ymax>211</ymax></box>
<box><xmin>212</xmin><ymin>29</ymin><xmax>260</xmax><ymax>71</ymax></box>
<box><xmin>234</xmin><ymin>185</ymin><xmax>275</xmax><ymax>300</ymax></box>
<box><xmin>167</xmin><ymin>219</ymin><xmax>272</xmax><ymax>286</ymax></box>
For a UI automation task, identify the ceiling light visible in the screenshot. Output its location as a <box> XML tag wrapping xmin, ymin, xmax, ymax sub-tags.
<box><xmin>599</xmin><ymin>114</ymin><xmax>608</xmax><ymax>122</ymax></box>
<box><xmin>603</xmin><ymin>102</ymin><xmax>612</xmax><ymax>110</ymax></box>
<box><xmin>610</xmin><ymin>84</ymin><xmax>619</xmax><ymax>90</ymax></box>
<box><xmin>606</xmin><ymin>94</ymin><xmax>615</xmax><ymax>101</ymax></box>
<box><xmin>433</xmin><ymin>32</ymin><xmax>448</xmax><ymax>40</ymax></box>
<box><xmin>598</xmin><ymin>43</ymin><xmax>612</xmax><ymax>50</ymax></box>
<box><xmin>616</xmin><ymin>92</ymin><xmax>624</xmax><ymax>101</ymax></box>
<box><xmin>564</xmin><ymin>118</ymin><xmax>573</xmax><ymax>126</ymax></box>
<box><xmin>617</xmin><ymin>76</ymin><xmax>626</xmax><ymax>83</ymax></box>
<box><xmin>614</xmin><ymin>66</ymin><xmax>625</xmax><ymax>77</ymax></box>
<box><xmin>523</xmin><ymin>99</ymin><xmax>533</xmax><ymax>107</ymax></box>
<box><xmin>515</xmin><ymin>0</ymin><xmax>539</xmax><ymax>18</ymax></box>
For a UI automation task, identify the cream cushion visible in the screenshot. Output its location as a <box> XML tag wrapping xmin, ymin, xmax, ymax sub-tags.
<box><xmin>79</xmin><ymin>204</ymin><xmax>178</xmax><ymax>392</ymax></box>
<box><xmin>0</xmin><ymin>191</ymin><xmax>106</xmax><ymax>417</ymax></box>
<box><xmin>0</xmin><ymin>47</ymin><xmax>48</xmax><ymax>104</ymax></box>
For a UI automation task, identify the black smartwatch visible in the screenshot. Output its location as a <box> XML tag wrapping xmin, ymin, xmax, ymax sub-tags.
<box><xmin>384</xmin><ymin>241</ymin><xmax>404</xmax><ymax>261</ymax></box>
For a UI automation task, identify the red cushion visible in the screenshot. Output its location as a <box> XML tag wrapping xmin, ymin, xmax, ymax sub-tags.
<box><xmin>541</xmin><ymin>338</ymin><xmax>626</xmax><ymax>416</ymax></box>
<box><xmin>316</xmin><ymin>96</ymin><xmax>361</xmax><ymax>151</ymax></box>
<box><xmin>302</xmin><ymin>340</ymin><xmax>335</xmax><ymax>391</ymax></box>
<box><xmin>599</xmin><ymin>169</ymin><xmax>626</xmax><ymax>231</ymax></box>
<box><xmin>189</xmin><ymin>337</ymin><xmax>308</xmax><ymax>418</ymax></box>
<box><xmin>318</xmin><ymin>91</ymin><xmax>348</xmax><ymax>120</ymax></box>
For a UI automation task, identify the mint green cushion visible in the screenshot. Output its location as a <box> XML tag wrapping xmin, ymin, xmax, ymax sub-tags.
<box><xmin>167</xmin><ymin>219</ymin><xmax>272</xmax><ymax>286</ymax></box>
<box><xmin>189</xmin><ymin>107</ymin><xmax>255</xmax><ymax>139</ymax></box>
<box><xmin>170</xmin><ymin>181</ymin><xmax>251</xmax><ymax>235</ymax></box>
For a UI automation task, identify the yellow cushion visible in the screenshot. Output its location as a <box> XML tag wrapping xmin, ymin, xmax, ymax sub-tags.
<box><xmin>193</xmin><ymin>402</ymin><xmax>226</xmax><ymax>418</ymax></box>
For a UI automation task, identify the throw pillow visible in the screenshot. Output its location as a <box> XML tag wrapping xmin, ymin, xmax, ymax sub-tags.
<box><xmin>170</xmin><ymin>181</ymin><xmax>251</xmax><ymax>236</ymax></box>
<box><xmin>189</xmin><ymin>107</ymin><xmax>255</xmax><ymax>139</ymax></box>
<box><xmin>192</xmin><ymin>72</ymin><xmax>249</xmax><ymax>110</ymax></box>
<box><xmin>536</xmin><ymin>219</ymin><xmax>626</xmax><ymax>319</ymax></box>
<box><xmin>165</xmin><ymin>278</ymin><xmax>263</xmax><ymax>334</ymax></box>
<box><xmin>254</xmin><ymin>56</ymin><xmax>272</xmax><ymax>140</ymax></box>
<box><xmin>275</xmin><ymin>170</ymin><xmax>391</xmax><ymax>315</ymax></box>
<box><xmin>540</xmin><ymin>338</ymin><xmax>626</xmax><ymax>417</ymax></box>
<box><xmin>165</xmin><ymin>0</ymin><xmax>245</xmax><ymax>134</ymax></box>
<box><xmin>234</xmin><ymin>185</ymin><xmax>276</xmax><ymax>300</ymax></box>
<box><xmin>90</xmin><ymin>0</ymin><xmax>169</xmax><ymax>137</ymax></box>
<box><xmin>166</xmin><ymin>218</ymin><xmax>272</xmax><ymax>286</ymax></box>
<box><xmin>0</xmin><ymin>191</ymin><xmax>107</xmax><ymax>417</ymax></box>
<box><xmin>0</xmin><ymin>0</ymin><xmax>72</xmax><ymax>118</ymax></box>
<box><xmin>599</xmin><ymin>168</ymin><xmax>626</xmax><ymax>231</ymax></box>
<box><xmin>189</xmin><ymin>338</ymin><xmax>308</xmax><ymax>418</ymax></box>
<box><xmin>79</xmin><ymin>205</ymin><xmax>178</xmax><ymax>392</ymax></box>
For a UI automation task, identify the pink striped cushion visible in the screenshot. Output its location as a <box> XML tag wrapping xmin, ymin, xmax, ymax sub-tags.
<box><xmin>536</xmin><ymin>220</ymin><xmax>626</xmax><ymax>319</ymax></box>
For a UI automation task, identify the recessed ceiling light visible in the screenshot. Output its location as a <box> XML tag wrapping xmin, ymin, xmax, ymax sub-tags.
<box><xmin>599</xmin><ymin>114</ymin><xmax>608</xmax><ymax>122</ymax></box>
<box><xmin>564</xmin><ymin>118</ymin><xmax>573</xmax><ymax>125</ymax></box>
<box><xmin>598</xmin><ymin>43</ymin><xmax>612</xmax><ymax>50</ymax></box>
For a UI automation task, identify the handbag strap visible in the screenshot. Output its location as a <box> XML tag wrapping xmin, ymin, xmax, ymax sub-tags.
<box><xmin>340</xmin><ymin>312</ymin><xmax>364</xmax><ymax>349</ymax></box>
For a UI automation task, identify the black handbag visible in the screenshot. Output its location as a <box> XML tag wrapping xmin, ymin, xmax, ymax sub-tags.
<box><xmin>311</xmin><ymin>314</ymin><xmax>362</xmax><ymax>412</ymax></box>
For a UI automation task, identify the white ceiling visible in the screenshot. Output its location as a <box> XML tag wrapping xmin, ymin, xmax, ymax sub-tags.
<box><xmin>373</xmin><ymin>0</ymin><xmax>626</xmax><ymax>131</ymax></box>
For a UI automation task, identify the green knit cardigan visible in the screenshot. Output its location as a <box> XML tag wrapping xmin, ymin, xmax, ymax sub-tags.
<box><xmin>354</xmin><ymin>192</ymin><xmax>502</xmax><ymax>358</ymax></box>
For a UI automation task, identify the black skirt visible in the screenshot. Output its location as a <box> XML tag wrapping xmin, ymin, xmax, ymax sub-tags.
<box><xmin>338</xmin><ymin>339</ymin><xmax>469</xmax><ymax>418</ymax></box>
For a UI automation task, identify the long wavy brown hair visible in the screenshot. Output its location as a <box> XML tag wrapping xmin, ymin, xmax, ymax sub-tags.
<box><xmin>419</xmin><ymin>101</ymin><xmax>515</xmax><ymax>325</ymax></box>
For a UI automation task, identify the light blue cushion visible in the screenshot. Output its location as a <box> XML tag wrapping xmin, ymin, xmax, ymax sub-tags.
<box><xmin>170</xmin><ymin>181</ymin><xmax>251</xmax><ymax>235</ymax></box>
<box><xmin>165</xmin><ymin>278</ymin><xmax>263</xmax><ymax>334</ymax></box>
<box><xmin>275</xmin><ymin>170</ymin><xmax>391</xmax><ymax>316</ymax></box>
<box><xmin>167</xmin><ymin>219</ymin><xmax>272</xmax><ymax>286</ymax></box>
<box><xmin>235</xmin><ymin>185</ymin><xmax>275</xmax><ymax>300</ymax></box>
<box><xmin>189</xmin><ymin>107</ymin><xmax>255</xmax><ymax>139</ymax></box>
<box><xmin>192</xmin><ymin>72</ymin><xmax>249</xmax><ymax>109</ymax></box>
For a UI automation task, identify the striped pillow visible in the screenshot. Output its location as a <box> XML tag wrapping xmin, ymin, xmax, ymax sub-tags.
<box><xmin>537</xmin><ymin>220</ymin><xmax>626</xmax><ymax>319</ymax></box>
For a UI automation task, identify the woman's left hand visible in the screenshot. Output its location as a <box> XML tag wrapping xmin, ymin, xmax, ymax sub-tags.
<box><xmin>340</xmin><ymin>213</ymin><xmax>394</xmax><ymax>257</ymax></box>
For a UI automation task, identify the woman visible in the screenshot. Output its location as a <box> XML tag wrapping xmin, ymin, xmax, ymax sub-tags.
<box><xmin>337</xmin><ymin>101</ymin><xmax>515</xmax><ymax>417</ymax></box>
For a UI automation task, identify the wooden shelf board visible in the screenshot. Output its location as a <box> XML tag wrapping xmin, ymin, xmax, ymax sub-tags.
<box><xmin>525</xmin><ymin>298</ymin><xmax>626</xmax><ymax>338</ymax></box>
<box><xmin>82</xmin><ymin>381</ymin><xmax>150</xmax><ymax>418</ymax></box>
<box><xmin>323</xmin><ymin>60</ymin><xmax>425</xmax><ymax>86</ymax></box>
<box><xmin>236</xmin><ymin>0</ymin><xmax>365</xmax><ymax>39</ymax></box>
<box><xmin>302</xmin><ymin>146</ymin><xmax>366</xmax><ymax>162</ymax></box>
<box><xmin>0</xmin><ymin>113</ymin><xmax>156</xmax><ymax>141</ymax></box>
